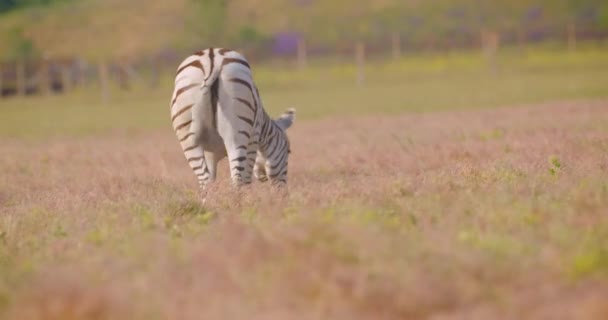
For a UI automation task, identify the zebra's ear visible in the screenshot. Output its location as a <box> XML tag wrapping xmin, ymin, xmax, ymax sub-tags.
<box><xmin>275</xmin><ymin>108</ymin><xmax>296</xmax><ymax>130</ymax></box>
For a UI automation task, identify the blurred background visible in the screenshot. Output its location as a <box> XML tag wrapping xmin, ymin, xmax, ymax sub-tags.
<box><xmin>0</xmin><ymin>0</ymin><xmax>607</xmax><ymax>136</ymax></box>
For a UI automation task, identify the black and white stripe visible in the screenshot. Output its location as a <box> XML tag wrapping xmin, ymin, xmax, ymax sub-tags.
<box><xmin>170</xmin><ymin>48</ymin><xmax>296</xmax><ymax>192</ymax></box>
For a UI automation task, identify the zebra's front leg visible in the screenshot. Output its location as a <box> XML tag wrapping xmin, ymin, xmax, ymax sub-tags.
<box><xmin>215</xmin><ymin>94</ymin><xmax>256</xmax><ymax>187</ymax></box>
<box><xmin>264</xmin><ymin>144</ymin><xmax>289</xmax><ymax>187</ymax></box>
<box><xmin>253</xmin><ymin>151</ymin><xmax>268</xmax><ymax>182</ymax></box>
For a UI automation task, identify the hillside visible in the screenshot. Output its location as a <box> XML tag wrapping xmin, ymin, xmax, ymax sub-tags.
<box><xmin>0</xmin><ymin>0</ymin><xmax>187</xmax><ymax>60</ymax></box>
<box><xmin>0</xmin><ymin>0</ymin><xmax>409</xmax><ymax>60</ymax></box>
<box><xmin>0</xmin><ymin>0</ymin><xmax>606</xmax><ymax>61</ymax></box>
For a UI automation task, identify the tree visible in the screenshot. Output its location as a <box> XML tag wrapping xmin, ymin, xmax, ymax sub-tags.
<box><xmin>0</xmin><ymin>0</ymin><xmax>17</xmax><ymax>13</ymax></box>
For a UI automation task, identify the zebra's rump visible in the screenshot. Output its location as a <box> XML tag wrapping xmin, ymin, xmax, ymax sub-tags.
<box><xmin>170</xmin><ymin>48</ymin><xmax>296</xmax><ymax>189</ymax></box>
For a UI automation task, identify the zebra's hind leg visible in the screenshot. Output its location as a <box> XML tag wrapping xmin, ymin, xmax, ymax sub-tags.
<box><xmin>217</xmin><ymin>125</ymin><xmax>255</xmax><ymax>187</ymax></box>
<box><xmin>195</xmin><ymin>163</ymin><xmax>212</xmax><ymax>205</ymax></box>
<box><xmin>199</xmin><ymin>150</ymin><xmax>221</xmax><ymax>204</ymax></box>
<box><xmin>215</xmin><ymin>86</ymin><xmax>256</xmax><ymax>187</ymax></box>
<box><xmin>225</xmin><ymin>145</ymin><xmax>253</xmax><ymax>187</ymax></box>
<box><xmin>177</xmin><ymin>132</ymin><xmax>211</xmax><ymax>201</ymax></box>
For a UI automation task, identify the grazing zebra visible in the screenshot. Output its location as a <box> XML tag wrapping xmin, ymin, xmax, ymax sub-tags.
<box><xmin>170</xmin><ymin>48</ymin><xmax>296</xmax><ymax>194</ymax></box>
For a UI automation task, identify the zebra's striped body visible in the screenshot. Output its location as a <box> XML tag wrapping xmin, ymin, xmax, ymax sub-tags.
<box><xmin>170</xmin><ymin>48</ymin><xmax>295</xmax><ymax>192</ymax></box>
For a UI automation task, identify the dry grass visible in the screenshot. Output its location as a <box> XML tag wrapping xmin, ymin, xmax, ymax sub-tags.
<box><xmin>1</xmin><ymin>101</ymin><xmax>608</xmax><ymax>319</ymax></box>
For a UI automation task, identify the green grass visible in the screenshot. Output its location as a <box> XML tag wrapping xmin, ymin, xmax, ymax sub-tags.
<box><xmin>1</xmin><ymin>46</ymin><xmax>607</xmax><ymax>138</ymax></box>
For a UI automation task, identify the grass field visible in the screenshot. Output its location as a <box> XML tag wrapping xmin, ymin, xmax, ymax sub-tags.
<box><xmin>1</xmin><ymin>47</ymin><xmax>608</xmax><ymax>319</ymax></box>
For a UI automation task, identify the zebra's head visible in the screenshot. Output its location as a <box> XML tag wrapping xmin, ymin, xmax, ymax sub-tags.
<box><xmin>254</xmin><ymin>108</ymin><xmax>296</xmax><ymax>185</ymax></box>
<box><xmin>275</xmin><ymin>107</ymin><xmax>295</xmax><ymax>155</ymax></box>
<box><xmin>274</xmin><ymin>108</ymin><xmax>296</xmax><ymax>131</ymax></box>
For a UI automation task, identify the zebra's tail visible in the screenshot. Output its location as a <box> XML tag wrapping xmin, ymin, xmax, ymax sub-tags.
<box><xmin>191</xmin><ymin>66</ymin><xmax>222</xmax><ymax>141</ymax></box>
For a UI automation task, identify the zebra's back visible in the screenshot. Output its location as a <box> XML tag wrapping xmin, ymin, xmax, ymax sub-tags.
<box><xmin>169</xmin><ymin>48</ymin><xmax>296</xmax><ymax>193</ymax></box>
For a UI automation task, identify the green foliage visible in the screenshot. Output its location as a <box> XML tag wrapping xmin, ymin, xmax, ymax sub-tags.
<box><xmin>2</xmin><ymin>0</ymin><xmax>608</xmax><ymax>61</ymax></box>
<box><xmin>479</xmin><ymin>129</ymin><xmax>505</xmax><ymax>141</ymax></box>
<box><xmin>5</xmin><ymin>26</ymin><xmax>37</xmax><ymax>59</ymax></box>
<box><xmin>458</xmin><ymin>229</ymin><xmax>526</xmax><ymax>259</ymax></box>
<box><xmin>185</xmin><ymin>0</ymin><xmax>228</xmax><ymax>47</ymax></box>
<box><xmin>599</xmin><ymin>5</ymin><xmax>608</xmax><ymax>28</ymax></box>
<box><xmin>166</xmin><ymin>199</ymin><xmax>208</xmax><ymax>219</ymax></box>
<box><xmin>133</xmin><ymin>204</ymin><xmax>156</xmax><ymax>230</ymax></box>
<box><xmin>280</xmin><ymin>0</ymin><xmax>608</xmax><ymax>45</ymax></box>
<box><xmin>0</xmin><ymin>0</ymin><xmax>68</xmax><ymax>13</ymax></box>
<box><xmin>0</xmin><ymin>0</ymin><xmax>16</xmax><ymax>13</ymax></box>
<box><xmin>571</xmin><ymin>248</ymin><xmax>608</xmax><ymax>278</ymax></box>
<box><xmin>163</xmin><ymin>198</ymin><xmax>213</xmax><ymax>235</ymax></box>
<box><xmin>569</xmin><ymin>229</ymin><xmax>608</xmax><ymax>279</ymax></box>
<box><xmin>52</xmin><ymin>225</ymin><xmax>67</xmax><ymax>238</ymax></box>
<box><xmin>237</xmin><ymin>25</ymin><xmax>263</xmax><ymax>43</ymax></box>
<box><xmin>549</xmin><ymin>155</ymin><xmax>562</xmax><ymax>176</ymax></box>
<box><xmin>86</xmin><ymin>228</ymin><xmax>107</xmax><ymax>246</ymax></box>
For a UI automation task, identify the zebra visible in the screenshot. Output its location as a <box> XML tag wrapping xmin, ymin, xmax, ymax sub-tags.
<box><xmin>170</xmin><ymin>48</ymin><xmax>296</xmax><ymax>195</ymax></box>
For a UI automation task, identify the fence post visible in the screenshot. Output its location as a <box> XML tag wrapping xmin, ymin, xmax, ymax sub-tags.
<box><xmin>16</xmin><ymin>59</ymin><xmax>26</xmax><ymax>96</ymax></box>
<box><xmin>75</xmin><ymin>58</ymin><xmax>86</xmax><ymax>87</ymax></box>
<box><xmin>0</xmin><ymin>64</ymin><xmax>3</xmax><ymax>97</ymax></box>
<box><xmin>391</xmin><ymin>32</ymin><xmax>401</xmax><ymax>60</ymax></box>
<box><xmin>297</xmin><ymin>37</ymin><xmax>307</xmax><ymax>69</ymax></box>
<box><xmin>60</xmin><ymin>65</ymin><xmax>71</xmax><ymax>93</ymax></box>
<box><xmin>117</xmin><ymin>63</ymin><xmax>130</xmax><ymax>91</ymax></box>
<box><xmin>40</xmin><ymin>58</ymin><xmax>51</xmax><ymax>95</ymax></box>
<box><xmin>567</xmin><ymin>23</ymin><xmax>576</xmax><ymax>52</ymax></box>
<box><xmin>517</xmin><ymin>27</ymin><xmax>526</xmax><ymax>54</ymax></box>
<box><xmin>98</xmin><ymin>61</ymin><xmax>110</xmax><ymax>103</ymax></box>
<box><xmin>355</xmin><ymin>41</ymin><xmax>365</xmax><ymax>87</ymax></box>
<box><xmin>481</xmin><ymin>29</ymin><xmax>499</xmax><ymax>74</ymax></box>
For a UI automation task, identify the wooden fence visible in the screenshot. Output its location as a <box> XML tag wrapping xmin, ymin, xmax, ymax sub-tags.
<box><xmin>0</xmin><ymin>25</ymin><xmax>606</xmax><ymax>100</ymax></box>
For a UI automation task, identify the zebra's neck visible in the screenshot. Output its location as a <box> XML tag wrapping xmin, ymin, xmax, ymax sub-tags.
<box><xmin>258</xmin><ymin>110</ymin><xmax>286</xmax><ymax>155</ymax></box>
